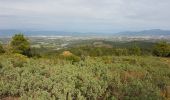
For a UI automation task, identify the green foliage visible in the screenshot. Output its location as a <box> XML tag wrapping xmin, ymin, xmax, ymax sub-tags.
<box><xmin>55</xmin><ymin>45</ymin><xmax>145</xmax><ymax>58</ymax></box>
<box><xmin>0</xmin><ymin>43</ymin><xmax>5</xmax><ymax>54</ymax></box>
<box><xmin>59</xmin><ymin>51</ymin><xmax>81</xmax><ymax>63</ymax></box>
<box><xmin>128</xmin><ymin>45</ymin><xmax>141</xmax><ymax>56</ymax></box>
<box><xmin>0</xmin><ymin>55</ymin><xmax>169</xmax><ymax>99</ymax></box>
<box><xmin>65</xmin><ymin>46</ymin><xmax>129</xmax><ymax>57</ymax></box>
<box><xmin>114</xmin><ymin>48</ymin><xmax>128</xmax><ymax>56</ymax></box>
<box><xmin>9</xmin><ymin>53</ymin><xmax>28</xmax><ymax>67</ymax></box>
<box><xmin>29</xmin><ymin>47</ymin><xmax>42</xmax><ymax>58</ymax></box>
<box><xmin>1</xmin><ymin>34</ymin><xmax>170</xmax><ymax>100</ymax></box>
<box><xmin>10</xmin><ymin>34</ymin><xmax>30</xmax><ymax>56</ymax></box>
<box><xmin>38</xmin><ymin>41</ymin><xmax>156</xmax><ymax>58</ymax></box>
<box><xmin>63</xmin><ymin>54</ymin><xmax>80</xmax><ymax>63</ymax></box>
<box><xmin>153</xmin><ymin>41</ymin><xmax>170</xmax><ymax>57</ymax></box>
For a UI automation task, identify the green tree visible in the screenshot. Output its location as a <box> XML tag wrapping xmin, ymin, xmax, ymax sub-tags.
<box><xmin>0</xmin><ymin>43</ymin><xmax>5</xmax><ymax>54</ymax></box>
<box><xmin>153</xmin><ymin>41</ymin><xmax>170</xmax><ymax>57</ymax></box>
<box><xmin>129</xmin><ymin>45</ymin><xmax>141</xmax><ymax>56</ymax></box>
<box><xmin>10</xmin><ymin>34</ymin><xmax>30</xmax><ymax>55</ymax></box>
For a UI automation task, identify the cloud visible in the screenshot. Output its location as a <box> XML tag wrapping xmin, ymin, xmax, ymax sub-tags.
<box><xmin>0</xmin><ymin>0</ymin><xmax>170</xmax><ymax>32</ymax></box>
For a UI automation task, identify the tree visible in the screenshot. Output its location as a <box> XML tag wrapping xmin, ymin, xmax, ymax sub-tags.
<box><xmin>129</xmin><ymin>45</ymin><xmax>141</xmax><ymax>56</ymax></box>
<box><xmin>153</xmin><ymin>41</ymin><xmax>170</xmax><ymax>57</ymax></box>
<box><xmin>0</xmin><ymin>43</ymin><xmax>5</xmax><ymax>54</ymax></box>
<box><xmin>10</xmin><ymin>34</ymin><xmax>30</xmax><ymax>56</ymax></box>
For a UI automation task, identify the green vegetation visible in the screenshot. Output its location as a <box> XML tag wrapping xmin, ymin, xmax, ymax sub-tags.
<box><xmin>128</xmin><ymin>45</ymin><xmax>141</xmax><ymax>56</ymax></box>
<box><xmin>153</xmin><ymin>41</ymin><xmax>170</xmax><ymax>57</ymax></box>
<box><xmin>0</xmin><ymin>34</ymin><xmax>170</xmax><ymax>100</ymax></box>
<box><xmin>10</xmin><ymin>34</ymin><xmax>30</xmax><ymax>56</ymax></box>
<box><xmin>59</xmin><ymin>51</ymin><xmax>81</xmax><ymax>63</ymax></box>
<box><xmin>0</xmin><ymin>54</ymin><xmax>170</xmax><ymax>100</ymax></box>
<box><xmin>0</xmin><ymin>43</ymin><xmax>5</xmax><ymax>54</ymax></box>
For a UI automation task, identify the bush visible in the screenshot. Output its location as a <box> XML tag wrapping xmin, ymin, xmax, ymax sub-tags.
<box><xmin>153</xmin><ymin>41</ymin><xmax>170</xmax><ymax>57</ymax></box>
<box><xmin>0</xmin><ymin>55</ymin><xmax>169</xmax><ymax>99</ymax></box>
<box><xmin>60</xmin><ymin>51</ymin><xmax>80</xmax><ymax>63</ymax></box>
<box><xmin>0</xmin><ymin>53</ymin><xmax>29</xmax><ymax>67</ymax></box>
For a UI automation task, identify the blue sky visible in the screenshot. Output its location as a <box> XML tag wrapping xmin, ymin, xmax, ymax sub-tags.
<box><xmin>0</xmin><ymin>0</ymin><xmax>170</xmax><ymax>33</ymax></box>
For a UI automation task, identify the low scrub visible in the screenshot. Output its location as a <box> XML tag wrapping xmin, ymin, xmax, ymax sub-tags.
<box><xmin>0</xmin><ymin>55</ymin><xmax>170</xmax><ymax>100</ymax></box>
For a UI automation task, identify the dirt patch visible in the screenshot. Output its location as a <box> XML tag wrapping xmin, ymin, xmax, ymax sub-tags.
<box><xmin>62</xmin><ymin>51</ymin><xmax>73</xmax><ymax>57</ymax></box>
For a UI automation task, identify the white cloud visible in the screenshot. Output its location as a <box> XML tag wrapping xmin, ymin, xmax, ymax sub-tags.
<box><xmin>0</xmin><ymin>0</ymin><xmax>170</xmax><ymax>32</ymax></box>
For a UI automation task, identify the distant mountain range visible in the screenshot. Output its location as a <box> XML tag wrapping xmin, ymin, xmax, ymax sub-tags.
<box><xmin>0</xmin><ymin>30</ymin><xmax>75</xmax><ymax>37</ymax></box>
<box><xmin>116</xmin><ymin>29</ymin><xmax>170</xmax><ymax>36</ymax></box>
<box><xmin>0</xmin><ymin>29</ymin><xmax>170</xmax><ymax>37</ymax></box>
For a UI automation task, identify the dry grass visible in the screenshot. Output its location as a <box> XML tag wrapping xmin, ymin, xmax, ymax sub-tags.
<box><xmin>61</xmin><ymin>51</ymin><xmax>73</xmax><ymax>57</ymax></box>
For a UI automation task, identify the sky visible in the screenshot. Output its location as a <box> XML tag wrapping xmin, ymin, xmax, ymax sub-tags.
<box><xmin>0</xmin><ymin>0</ymin><xmax>170</xmax><ymax>33</ymax></box>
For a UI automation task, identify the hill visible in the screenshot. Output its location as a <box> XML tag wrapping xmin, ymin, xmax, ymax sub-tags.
<box><xmin>117</xmin><ymin>29</ymin><xmax>170</xmax><ymax>36</ymax></box>
<box><xmin>1</xmin><ymin>29</ymin><xmax>170</xmax><ymax>37</ymax></box>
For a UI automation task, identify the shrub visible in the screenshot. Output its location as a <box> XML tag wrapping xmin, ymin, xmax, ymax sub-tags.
<box><xmin>11</xmin><ymin>54</ymin><xmax>28</xmax><ymax>67</ymax></box>
<box><xmin>0</xmin><ymin>55</ymin><xmax>169</xmax><ymax>99</ymax></box>
<box><xmin>60</xmin><ymin>51</ymin><xmax>80</xmax><ymax>62</ymax></box>
<box><xmin>153</xmin><ymin>41</ymin><xmax>170</xmax><ymax>57</ymax></box>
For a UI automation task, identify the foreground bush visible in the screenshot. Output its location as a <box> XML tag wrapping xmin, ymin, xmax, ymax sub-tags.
<box><xmin>0</xmin><ymin>55</ymin><xmax>170</xmax><ymax>100</ymax></box>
